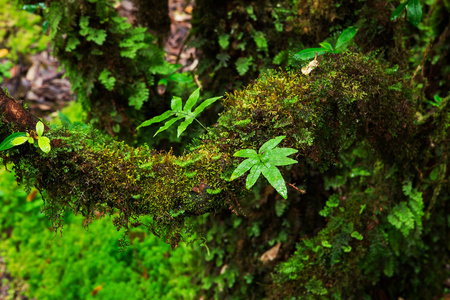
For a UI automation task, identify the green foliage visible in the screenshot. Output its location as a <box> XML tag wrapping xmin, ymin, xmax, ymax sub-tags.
<box><xmin>230</xmin><ymin>136</ymin><xmax>298</xmax><ymax>199</ymax></box>
<box><xmin>0</xmin><ymin>0</ymin><xmax>49</xmax><ymax>62</ymax></box>
<box><xmin>98</xmin><ymin>69</ymin><xmax>116</xmax><ymax>91</ymax></box>
<box><xmin>391</xmin><ymin>0</ymin><xmax>423</xmax><ymax>26</ymax></box>
<box><xmin>0</xmin><ymin>121</ymin><xmax>51</xmax><ymax>153</ymax></box>
<box><xmin>0</xmin><ymin>60</ymin><xmax>13</xmax><ymax>84</ymax></box>
<box><xmin>387</xmin><ymin>181</ymin><xmax>424</xmax><ymax>237</ymax></box>
<box><xmin>294</xmin><ymin>26</ymin><xmax>358</xmax><ymax>61</ymax></box>
<box><xmin>0</xmin><ymin>169</ymin><xmax>201</xmax><ymax>299</ymax></box>
<box><xmin>27</xmin><ymin>0</ymin><xmax>195</xmax><ymax>139</ymax></box>
<box><xmin>137</xmin><ymin>88</ymin><xmax>222</xmax><ymax>137</ymax></box>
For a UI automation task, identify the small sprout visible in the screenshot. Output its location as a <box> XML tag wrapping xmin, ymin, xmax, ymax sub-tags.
<box><xmin>0</xmin><ymin>121</ymin><xmax>51</xmax><ymax>153</ymax></box>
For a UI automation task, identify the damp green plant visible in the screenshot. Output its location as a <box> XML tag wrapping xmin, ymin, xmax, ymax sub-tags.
<box><xmin>230</xmin><ymin>136</ymin><xmax>298</xmax><ymax>199</ymax></box>
<box><xmin>0</xmin><ymin>121</ymin><xmax>51</xmax><ymax>153</ymax></box>
<box><xmin>390</xmin><ymin>0</ymin><xmax>422</xmax><ymax>26</ymax></box>
<box><xmin>137</xmin><ymin>88</ymin><xmax>222</xmax><ymax>137</ymax></box>
<box><xmin>294</xmin><ymin>26</ymin><xmax>358</xmax><ymax>61</ymax></box>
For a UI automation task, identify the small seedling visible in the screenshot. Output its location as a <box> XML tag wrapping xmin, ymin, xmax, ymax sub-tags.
<box><xmin>137</xmin><ymin>88</ymin><xmax>222</xmax><ymax>137</ymax></box>
<box><xmin>230</xmin><ymin>136</ymin><xmax>298</xmax><ymax>199</ymax></box>
<box><xmin>0</xmin><ymin>121</ymin><xmax>51</xmax><ymax>153</ymax></box>
<box><xmin>294</xmin><ymin>26</ymin><xmax>358</xmax><ymax>62</ymax></box>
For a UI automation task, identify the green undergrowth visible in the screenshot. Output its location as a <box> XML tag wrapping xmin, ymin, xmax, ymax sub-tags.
<box><xmin>19</xmin><ymin>0</ymin><xmax>196</xmax><ymax>141</ymax></box>
<box><xmin>0</xmin><ymin>168</ymin><xmax>201</xmax><ymax>299</ymax></box>
<box><xmin>0</xmin><ymin>0</ymin><xmax>49</xmax><ymax>62</ymax></box>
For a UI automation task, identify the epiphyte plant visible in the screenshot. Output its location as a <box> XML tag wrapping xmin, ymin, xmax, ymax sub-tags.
<box><xmin>294</xmin><ymin>26</ymin><xmax>358</xmax><ymax>61</ymax></box>
<box><xmin>137</xmin><ymin>88</ymin><xmax>222</xmax><ymax>137</ymax></box>
<box><xmin>230</xmin><ymin>136</ymin><xmax>298</xmax><ymax>199</ymax></box>
<box><xmin>0</xmin><ymin>121</ymin><xmax>51</xmax><ymax>153</ymax></box>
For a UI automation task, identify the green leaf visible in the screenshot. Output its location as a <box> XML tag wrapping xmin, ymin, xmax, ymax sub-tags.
<box><xmin>259</xmin><ymin>136</ymin><xmax>285</xmax><ymax>155</ymax></box>
<box><xmin>246</xmin><ymin>163</ymin><xmax>263</xmax><ymax>189</ymax></box>
<box><xmin>98</xmin><ymin>69</ymin><xmax>116</xmax><ymax>91</ymax></box>
<box><xmin>293</xmin><ymin>48</ymin><xmax>327</xmax><ymax>61</ymax></box>
<box><xmin>335</xmin><ymin>26</ymin><xmax>358</xmax><ymax>50</ymax></box>
<box><xmin>36</xmin><ymin>121</ymin><xmax>44</xmax><ymax>137</ymax></box>
<box><xmin>0</xmin><ymin>132</ymin><xmax>27</xmax><ymax>151</ymax></box>
<box><xmin>177</xmin><ymin>117</ymin><xmax>195</xmax><ymax>137</ymax></box>
<box><xmin>184</xmin><ymin>88</ymin><xmax>200</xmax><ymax>112</ymax></box>
<box><xmin>262</xmin><ymin>164</ymin><xmax>288</xmax><ymax>199</ymax></box>
<box><xmin>136</xmin><ymin>110</ymin><xmax>173</xmax><ymax>129</ymax></box>
<box><xmin>231</xmin><ymin>158</ymin><xmax>259</xmax><ymax>181</ymax></box>
<box><xmin>407</xmin><ymin>0</ymin><xmax>422</xmax><ymax>26</ymax></box>
<box><xmin>218</xmin><ymin>34</ymin><xmax>230</xmax><ymax>49</ymax></box>
<box><xmin>322</xmin><ymin>240</ymin><xmax>332</xmax><ymax>248</ymax></box>
<box><xmin>234</xmin><ymin>149</ymin><xmax>258</xmax><ymax>159</ymax></box>
<box><xmin>158</xmin><ymin>78</ymin><xmax>168</xmax><ymax>86</ymax></box>
<box><xmin>236</xmin><ymin>57</ymin><xmax>253</xmax><ymax>76</ymax></box>
<box><xmin>263</xmin><ymin>152</ymin><xmax>298</xmax><ymax>166</ymax></box>
<box><xmin>167</xmin><ymin>73</ymin><xmax>192</xmax><ymax>83</ymax></box>
<box><xmin>38</xmin><ymin>136</ymin><xmax>51</xmax><ymax>153</ymax></box>
<box><xmin>12</xmin><ymin>136</ymin><xmax>28</xmax><ymax>146</ymax></box>
<box><xmin>154</xmin><ymin>116</ymin><xmax>183</xmax><ymax>136</ymax></box>
<box><xmin>319</xmin><ymin>42</ymin><xmax>334</xmax><ymax>51</ymax></box>
<box><xmin>351</xmin><ymin>231</ymin><xmax>363</xmax><ymax>240</ymax></box>
<box><xmin>171</xmin><ymin>96</ymin><xmax>183</xmax><ymax>111</ymax></box>
<box><xmin>252</xmin><ymin>31</ymin><xmax>268</xmax><ymax>51</ymax></box>
<box><xmin>390</xmin><ymin>1</ymin><xmax>408</xmax><ymax>21</ymax></box>
<box><xmin>193</xmin><ymin>96</ymin><xmax>222</xmax><ymax>116</ymax></box>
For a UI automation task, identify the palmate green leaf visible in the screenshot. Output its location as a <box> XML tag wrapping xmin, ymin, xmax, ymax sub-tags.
<box><xmin>137</xmin><ymin>88</ymin><xmax>221</xmax><ymax>137</ymax></box>
<box><xmin>262</xmin><ymin>164</ymin><xmax>288</xmax><ymax>199</ymax></box>
<box><xmin>233</xmin><ymin>149</ymin><xmax>258</xmax><ymax>159</ymax></box>
<box><xmin>136</xmin><ymin>110</ymin><xmax>173</xmax><ymax>129</ymax></box>
<box><xmin>36</xmin><ymin>121</ymin><xmax>44</xmax><ymax>137</ymax></box>
<box><xmin>407</xmin><ymin>0</ymin><xmax>422</xmax><ymax>26</ymax></box>
<box><xmin>0</xmin><ymin>132</ymin><xmax>27</xmax><ymax>151</ymax></box>
<box><xmin>38</xmin><ymin>136</ymin><xmax>51</xmax><ymax>153</ymax></box>
<box><xmin>246</xmin><ymin>163</ymin><xmax>264</xmax><ymax>189</ymax></box>
<box><xmin>259</xmin><ymin>136</ymin><xmax>285</xmax><ymax>154</ymax></box>
<box><xmin>154</xmin><ymin>116</ymin><xmax>183</xmax><ymax>136</ymax></box>
<box><xmin>335</xmin><ymin>26</ymin><xmax>358</xmax><ymax>50</ymax></box>
<box><xmin>230</xmin><ymin>158</ymin><xmax>259</xmax><ymax>181</ymax></box>
<box><xmin>390</xmin><ymin>1</ymin><xmax>407</xmax><ymax>21</ymax></box>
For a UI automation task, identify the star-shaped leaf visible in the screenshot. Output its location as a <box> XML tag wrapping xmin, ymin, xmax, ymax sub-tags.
<box><xmin>231</xmin><ymin>136</ymin><xmax>298</xmax><ymax>199</ymax></box>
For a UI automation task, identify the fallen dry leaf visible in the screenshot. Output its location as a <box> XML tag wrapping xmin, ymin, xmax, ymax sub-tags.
<box><xmin>260</xmin><ymin>242</ymin><xmax>282</xmax><ymax>263</ymax></box>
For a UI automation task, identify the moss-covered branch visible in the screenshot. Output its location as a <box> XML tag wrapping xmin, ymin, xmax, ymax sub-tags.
<box><xmin>0</xmin><ymin>52</ymin><xmax>427</xmax><ymax>248</ymax></box>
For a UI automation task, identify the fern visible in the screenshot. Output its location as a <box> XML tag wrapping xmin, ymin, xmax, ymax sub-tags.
<box><xmin>128</xmin><ymin>81</ymin><xmax>149</xmax><ymax>110</ymax></box>
<box><xmin>119</xmin><ymin>27</ymin><xmax>147</xmax><ymax>59</ymax></box>
<box><xmin>65</xmin><ymin>37</ymin><xmax>80</xmax><ymax>52</ymax></box>
<box><xmin>387</xmin><ymin>181</ymin><xmax>424</xmax><ymax>236</ymax></box>
<box><xmin>98</xmin><ymin>69</ymin><xmax>116</xmax><ymax>91</ymax></box>
<box><xmin>79</xmin><ymin>17</ymin><xmax>107</xmax><ymax>45</ymax></box>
